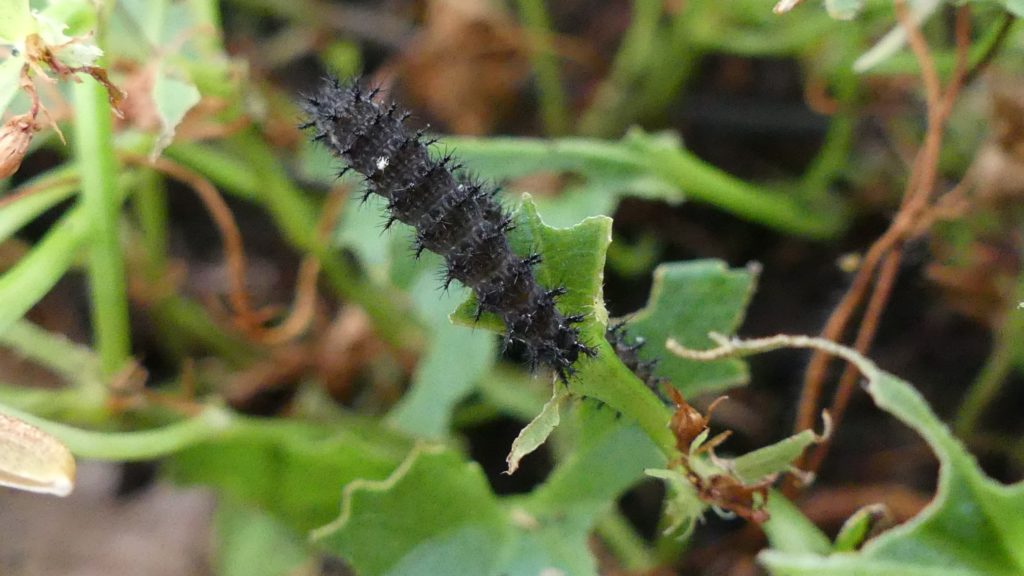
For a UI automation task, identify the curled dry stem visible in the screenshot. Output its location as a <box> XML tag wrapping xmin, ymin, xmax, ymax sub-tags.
<box><xmin>121</xmin><ymin>154</ymin><xmax>343</xmax><ymax>346</ymax></box>
<box><xmin>792</xmin><ymin>3</ymin><xmax>974</xmax><ymax>483</ymax></box>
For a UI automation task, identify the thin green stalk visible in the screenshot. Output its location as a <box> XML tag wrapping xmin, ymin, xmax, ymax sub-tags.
<box><xmin>0</xmin><ymin>388</ymin><xmax>409</xmax><ymax>463</ymax></box>
<box><xmin>0</xmin><ymin>383</ymin><xmax>107</xmax><ymax>423</ymax></box>
<box><xmin>0</xmin><ymin>320</ymin><xmax>104</xmax><ymax>391</ymax></box>
<box><xmin>634</xmin><ymin>5</ymin><xmax>698</xmax><ymax>126</ymax></box>
<box><xmin>133</xmin><ymin>169</ymin><xmax>170</xmax><ymax>279</ymax></box>
<box><xmin>596</xmin><ymin>511</ymin><xmax>659</xmax><ymax>572</ymax></box>
<box><xmin>799</xmin><ymin>63</ymin><xmax>858</xmax><ymax>200</ymax></box>
<box><xmin>646</xmin><ymin>143</ymin><xmax>847</xmax><ymax>239</ymax></box>
<box><xmin>0</xmin><ymin>206</ymin><xmax>89</xmax><ymax>333</ymax></box>
<box><xmin>149</xmin><ymin>296</ymin><xmax>260</xmax><ymax>365</ymax></box>
<box><xmin>0</xmin><ymin>163</ymin><xmax>78</xmax><ymax>244</ymax></box>
<box><xmin>516</xmin><ymin>0</ymin><xmax>569</xmax><ymax>136</ymax></box>
<box><xmin>164</xmin><ymin>143</ymin><xmax>259</xmax><ymax>200</ymax></box>
<box><xmin>444</xmin><ymin>135</ymin><xmax>848</xmax><ymax>237</ymax></box>
<box><xmin>578</xmin><ymin>0</ymin><xmax>662</xmax><ymax>136</ymax></box>
<box><xmin>955</xmin><ymin>278</ymin><xmax>1024</xmax><ymax>437</ymax></box>
<box><xmin>0</xmin><ymin>401</ymin><xmax>234</xmax><ymax>461</ymax></box>
<box><xmin>73</xmin><ymin>78</ymin><xmax>131</xmax><ymax>376</ymax></box>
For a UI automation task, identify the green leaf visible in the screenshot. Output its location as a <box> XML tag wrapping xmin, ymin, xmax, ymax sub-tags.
<box><xmin>333</xmin><ymin>193</ymin><xmax>400</xmax><ymax>281</ymax></box>
<box><xmin>317</xmin><ymin>402</ymin><xmax>661</xmax><ymax>576</ymax></box>
<box><xmin>152</xmin><ymin>71</ymin><xmax>201</xmax><ymax>156</ymax></box>
<box><xmin>644</xmin><ymin>467</ymin><xmax>705</xmax><ymax>539</ymax></box>
<box><xmin>215</xmin><ymin>499</ymin><xmax>312</xmax><ymax>576</ymax></box>
<box><xmin>0</xmin><ymin>0</ymin><xmax>31</xmax><ymax>43</ymax></box>
<box><xmin>387</xmin><ymin>275</ymin><xmax>496</xmax><ymax>439</ymax></box>
<box><xmin>314</xmin><ymin>444</ymin><xmax>513</xmax><ymax>576</ymax></box>
<box><xmin>451</xmin><ymin>197</ymin><xmax>675</xmax><ymax>454</ymax></box>
<box><xmin>445</xmin><ymin>130</ymin><xmax>846</xmax><ymax>238</ymax></box>
<box><xmin>170</xmin><ymin>417</ymin><xmax>411</xmax><ymax>533</ymax></box>
<box><xmin>763</xmin><ymin>491</ymin><xmax>833</xmax><ymax>555</ymax></box>
<box><xmin>505</xmin><ymin>384</ymin><xmax>566</xmax><ymax>474</ymax></box>
<box><xmin>628</xmin><ymin>260</ymin><xmax>758</xmax><ymax>395</ymax></box>
<box><xmin>25</xmin><ymin>4</ymin><xmax>101</xmax><ymax>68</ymax></box>
<box><xmin>833</xmin><ymin>504</ymin><xmax>889</xmax><ymax>553</ymax></box>
<box><xmin>760</xmin><ymin>351</ymin><xmax>1024</xmax><ymax>576</ymax></box>
<box><xmin>110</xmin><ymin>0</ymin><xmax>203</xmax><ymax>156</ymax></box>
<box><xmin>528</xmin><ymin>399</ymin><xmax>663</xmax><ymax>514</ymax></box>
<box><xmin>649</xmin><ymin>425</ymin><xmax>821</xmax><ymax>539</ymax></box>
<box><xmin>729</xmin><ymin>428</ymin><xmax>818</xmax><ymax>484</ymax></box>
<box><xmin>507</xmin><ymin>401</ymin><xmax>661</xmax><ymax>575</ymax></box>
<box><xmin>0</xmin><ymin>50</ymin><xmax>25</xmax><ymax>114</ymax></box>
<box><xmin>1006</xmin><ymin>0</ymin><xmax>1024</xmax><ymax>17</ymax></box>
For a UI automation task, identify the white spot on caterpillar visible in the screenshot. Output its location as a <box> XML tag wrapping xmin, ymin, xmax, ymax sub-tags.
<box><xmin>376</xmin><ymin>156</ymin><xmax>389</xmax><ymax>171</ymax></box>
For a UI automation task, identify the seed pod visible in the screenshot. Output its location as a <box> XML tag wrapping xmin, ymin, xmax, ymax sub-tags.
<box><xmin>0</xmin><ymin>412</ymin><xmax>76</xmax><ymax>497</ymax></box>
<box><xmin>0</xmin><ymin>114</ymin><xmax>37</xmax><ymax>179</ymax></box>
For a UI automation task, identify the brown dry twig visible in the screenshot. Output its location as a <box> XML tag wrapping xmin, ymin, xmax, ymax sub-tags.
<box><xmin>122</xmin><ymin>153</ymin><xmax>346</xmax><ymax>346</ymax></box>
<box><xmin>254</xmin><ymin>183</ymin><xmax>348</xmax><ymax>345</ymax></box>
<box><xmin>792</xmin><ymin>3</ymin><xmax>974</xmax><ymax>484</ymax></box>
<box><xmin>120</xmin><ymin>153</ymin><xmax>268</xmax><ymax>335</ymax></box>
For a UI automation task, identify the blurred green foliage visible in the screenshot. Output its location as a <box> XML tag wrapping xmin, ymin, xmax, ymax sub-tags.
<box><xmin>0</xmin><ymin>0</ymin><xmax>1022</xmax><ymax>574</ymax></box>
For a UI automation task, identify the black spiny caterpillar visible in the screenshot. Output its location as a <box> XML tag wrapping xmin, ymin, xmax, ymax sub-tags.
<box><xmin>302</xmin><ymin>78</ymin><xmax>595</xmax><ymax>379</ymax></box>
<box><xmin>606</xmin><ymin>322</ymin><xmax>666</xmax><ymax>400</ymax></box>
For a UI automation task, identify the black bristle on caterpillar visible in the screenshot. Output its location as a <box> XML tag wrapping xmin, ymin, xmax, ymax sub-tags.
<box><xmin>302</xmin><ymin>78</ymin><xmax>596</xmax><ymax>379</ymax></box>
<box><xmin>606</xmin><ymin>321</ymin><xmax>667</xmax><ymax>400</ymax></box>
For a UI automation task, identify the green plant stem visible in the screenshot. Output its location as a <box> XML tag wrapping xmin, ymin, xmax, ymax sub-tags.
<box><xmin>596</xmin><ymin>511</ymin><xmax>658</xmax><ymax>571</ymax></box>
<box><xmin>0</xmin><ymin>320</ymin><xmax>109</xmax><ymax>421</ymax></box>
<box><xmin>655</xmin><ymin>150</ymin><xmax>832</xmax><ymax>239</ymax></box>
<box><xmin>577</xmin><ymin>0</ymin><xmax>661</xmax><ymax>136</ymax></box>
<box><xmin>799</xmin><ymin>80</ymin><xmax>856</xmax><ymax>198</ymax></box>
<box><xmin>955</xmin><ymin>278</ymin><xmax>1024</xmax><ymax>437</ymax></box>
<box><xmin>0</xmin><ymin>320</ymin><xmax>104</xmax><ymax>388</ymax></box>
<box><xmin>863</xmin><ymin>12</ymin><xmax>1019</xmax><ymax>79</ymax></box>
<box><xmin>0</xmin><ymin>383</ymin><xmax>107</xmax><ymax>423</ymax></box>
<box><xmin>446</xmin><ymin>135</ymin><xmax>847</xmax><ymax>238</ymax></box>
<box><xmin>133</xmin><ymin>169</ymin><xmax>170</xmax><ymax>279</ymax></box>
<box><xmin>0</xmin><ymin>391</ymin><xmax>406</xmax><ymax>463</ymax></box>
<box><xmin>515</xmin><ymin>0</ymin><xmax>569</xmax><ymax>136</ymax></box>
<box><xmin>149</xmin><ymin>296</ymin><xmax>260</xmax><ymax>365</ymax></box>
<box><xmin>0</xmin><ymin>207</ymin><xmax>88</xmax><ymax>333</ymax></box>
<box><xmin>164</xmin><ymin>143</ymin><xmax>258</xmax><ymax>200</ymax></box>
<box><xmin>634</xmin><ymin>6</ymin><xmax>698</xmax><ymax>126</ymax></box>
<box><xmin>0</xmin><ymin>163</ymin><xmax>78</xmax><ymax>244</ymax></box>
<box><xmin>73</xmin><ymin>78</ymin><xmax>131</xmax><ymax>377</ymax></box>
<box><xmin>0</xmin><ymin>400</ymin><xmax>233</xmax><ymax>461</ymax></box>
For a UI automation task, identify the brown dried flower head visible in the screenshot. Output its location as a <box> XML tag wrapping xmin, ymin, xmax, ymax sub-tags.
<box><xmin>0</xmin><ymin>113</ymin><xmax>38</xmax><ymax>179</ymax></box>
